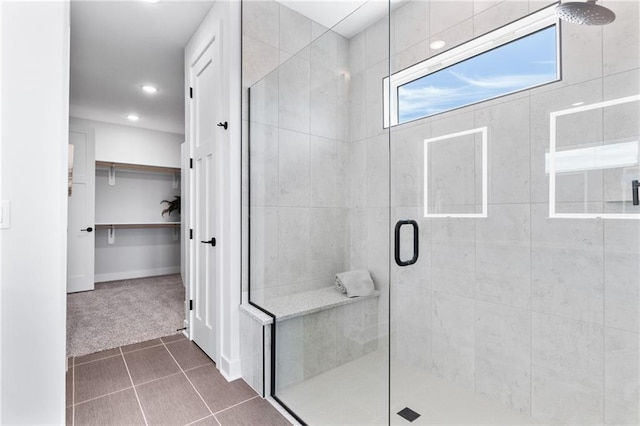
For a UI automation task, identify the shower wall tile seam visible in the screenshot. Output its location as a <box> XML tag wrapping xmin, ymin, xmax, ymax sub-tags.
<box><xmin>600</xmin><ymin>31</ymin><xmax>606</xmax><ymax>413</ymax></box>
<box><xmin>528</xmin><ymin>90</ymin><xmax>534</xmax><ymax>420</ymax></box>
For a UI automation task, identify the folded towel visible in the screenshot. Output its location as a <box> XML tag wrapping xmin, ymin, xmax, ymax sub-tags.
<box><xmin>335</xmin><ymin>270</ymin><xmax>375</xmax><ymax>298</ymax></box>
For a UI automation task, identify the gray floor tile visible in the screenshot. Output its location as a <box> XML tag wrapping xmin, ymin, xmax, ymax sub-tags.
<box><xmin>189</xmin><ymin>415</ymin><xmax>219</xmax><ymax>425</ymax></box>
<box><xmin>66</xmin><ymin>406</ymin><xmax>72</xmax><ymax>426</ymax></box>
<box><xmin>66</xmin><ymin>368</ymin><xmax>73</xmax><ymax>407</ymax></box>
<box><xmin>74</xmin><ymin>355</ymin><xmax>131</xmax><ymax>403</ymax></box>
<box><xmin>122</xmin><ymin>338</ymin><xmax>163</xmax><ymax>353</ymax></box>
<box><xmin>75</xmin><ymin>348</ymin><xmax>121</xmax><ymax>365</ymax></box>
<box><xmin>186</xmin><ymin>364</ymin><xmax>257</xmax><ymax>413</ymax></box>
<box><xmin>215</xmin><ymin>397</ymin><xmax>291</xmax><ymax>426</ymax></box>
<box><xmin>162</xmin><ymin>333</ymin><xmax>187</xmax><ymax>344</ymax></box>
<box><xmin>74</xmin><ymin>389</ymin><xmax>145</xmax><ymax>426</ymax></box>
<box><xmin>124</xmin><ymin>345</ymin><xmax>180</xmax><ymax>385</ymax></box>
<box><xmin>166</xmin><ymin>339</ymin><xmax>213</xmax><ymax>371</ymax></box>
<box><xmin>136</xmin><ymin>373</ymin><xmax>211</xmax><ymax>425</ymax></box>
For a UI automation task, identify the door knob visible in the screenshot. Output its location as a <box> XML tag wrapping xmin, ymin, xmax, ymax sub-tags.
<box><xmin>201</xmin><ymin>237</ymin><xmax>216</xmax><ymax>246</ymax></box>
<box><xmin>81</xmin><ymin>227</ymin><xmax>93</xmax><ymax>233</ymax></box>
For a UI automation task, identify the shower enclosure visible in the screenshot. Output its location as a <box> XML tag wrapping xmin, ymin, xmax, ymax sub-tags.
<box><xmin>242</xmin><ymin>0</ymin><xmax>640</xmax><ymax>424</ymax></box>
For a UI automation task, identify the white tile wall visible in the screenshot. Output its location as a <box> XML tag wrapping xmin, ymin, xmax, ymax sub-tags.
<box><xmin>475</xmin><ymin>203</ymin><xmax>531</xmax><ymax>309</ymax></box>
<box><xmin>431</xmin><ymin>292</ymin><xmax>475</xmax><ymax>387</ymax></box>
<box><xmin>531</xmin><ymin>203</ymin><xmax>605</xmax><ymax>324</ymax></box>
<box><xmin>531</xmin><ymin>313</ymin><xmax>604</xmax><ymax>424</ymax></box>
<box><xmin>604</xmin><ymin>327</ymin><xmax>640</xmax><ymax>425</ymax></box>
<box><xmin>475</xmin><ymin>301</ymin><xmax>531</xmax><ymax>415</ymax></box>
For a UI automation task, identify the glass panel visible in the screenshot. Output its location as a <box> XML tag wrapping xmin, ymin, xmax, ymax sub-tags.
<box><xmin>390</xmin><ymin>1</ymin><xmax>639</xmax><ymax>426</ymax></box>
<box><xmin>245</xmin><ymin>1</ymin><xmax>390</xmax><ymax>424</ymax></box>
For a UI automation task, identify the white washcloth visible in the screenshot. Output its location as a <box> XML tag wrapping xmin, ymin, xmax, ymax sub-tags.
<box><xmin>335</xmin><ymin>270</ymin><xmax>375</xmax><ymax>298</ymax></box>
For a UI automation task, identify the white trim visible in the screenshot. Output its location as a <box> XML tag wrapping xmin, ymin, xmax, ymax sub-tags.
<box><xmin>424</xmin><ymin>127</ymin><xmax>488</xmax><ymax>218</ymax></box>
<box><xmin>219</xmin><ymin>354</ymin><xmax>242</xmax><ymax>381</ymax></box>
<box><xmin>94</xmin><ymin>266</ymin><xmax>180</xmax><ymax>283</ymax></box>
<box><xmin>384</xmin><ymin>4</ymin><xmax>559</xmax><ymax>127</ymax></box>
<box><xmin>549</xmin><ymin>94</ymin><xmax>640</xmax><ymax>220</ymax></box>
<box><xmin>184</xmin><ymin>1</ymin><xmax>242</xmax><ymax>381</ymax></box>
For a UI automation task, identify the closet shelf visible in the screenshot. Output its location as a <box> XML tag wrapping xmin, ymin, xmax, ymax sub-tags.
<box><xmin>96</xmin><ymin>161</ymin><xmax>180</xmax><ymax>175</ymax></box>
<box><xmin>95</xmin><ymin>222</ymin><xmax>181</xmax><ymax>229</ymax></box>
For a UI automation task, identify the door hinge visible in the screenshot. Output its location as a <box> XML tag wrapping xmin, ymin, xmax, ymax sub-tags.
<box><xmin>189</xmin><ymin>87</ymin><xmax>193</xmax><ymax>99</ymax></box>
<box><xmin>189</xmin><ymin>229</ymin><xmax>193</xmax><ymax>240</ymax></box>
<box><xmin>189</xmin><ymin>300</ymin><xmax>193</xmax><ymax>311</ymax></box>
<box><xmin>190</xmin><ymin>158</ymin><xmax>193</xmax><ymax>169</ymax></box>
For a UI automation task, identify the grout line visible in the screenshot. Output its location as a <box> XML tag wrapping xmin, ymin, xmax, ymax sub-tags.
<box><xmin>213</xmin><ymin>395</ymin><xmax>260</xmax><ymax>416</ymax></box>
<box><xmin>134</xmin><ymin>371</ymin><xmax>185</xmax><ymax>388</ymax></box>
<box><xmin>184</xmin><ymin>414</ymin><xmax>220</xmax><ymax>426</ymax></box>
<box><xmin>528</xmin><ymin>91</ymin><xmax>534</xmax><ymax>420</ymax></box>
<box><xmin>160</xmin><ymin>340</ymin><xmax>217</xmax><ymax>418</ymax></box>
<box><xmin>74</xmin><ymin>386</ymin><xmax>135</xmax><ymax>406</ymax></box>
<box><xmin>120</xmin><ymin>347</ymin><xmax>149</xmax><ymax>426</ymax></box>
<box><xmin>182</xmin><ymin>362</ymin><xmax>214</xmax><ymax>374</ymax></box>
<box><xmin>72</xmin><ymin>358</ymin><xmax>75</xmax><ymax>426</ymax></box>
<box><xmin>73</xmin><ymin>352</ymin><xmax>123</xmax><ymax>366</ymax></box>
<box><xmin>74</xmin><ymin>339</ymin><xmax>173</xmax><ymax>366</ymax></box>
<box><xmin>73</xmin><ymin>332</ymin><xmax>186</xmax><ymax>366</ymax></box>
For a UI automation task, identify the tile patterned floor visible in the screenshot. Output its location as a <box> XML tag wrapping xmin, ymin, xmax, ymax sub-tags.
<box><xmin>66</xmin><ymin>334</ymin><xmax>291</xmax><ymax>426</ymax></box>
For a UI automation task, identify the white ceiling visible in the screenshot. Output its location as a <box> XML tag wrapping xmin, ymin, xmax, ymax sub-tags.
<box><xmin>69</xmin><ymin>1</ymin><xmax>213</xmax><ymax>135</ymax></box>
<box><xmin>70</xmin><ymin>0</ymin><xmax>398</xmax><ymax>135</ymax></box>
<box><xmin>277</xmin><ymin>0</ymin><xmax>403</xmax><ymax>39</ymax></box>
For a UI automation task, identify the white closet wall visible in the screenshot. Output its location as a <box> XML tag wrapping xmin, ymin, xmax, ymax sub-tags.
<box><xmin>70</xmin><ymin>117</ymin><xmax>182</xmax><ymax>167</ymax></box>
<box><xmin>70</xmin><ymin>117</ymin><xmax>184</xmax><ymax>282</ymax></box>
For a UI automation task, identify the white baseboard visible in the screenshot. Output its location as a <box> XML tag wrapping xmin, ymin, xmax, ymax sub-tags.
<box><xmin>219</xmin><ymin>354</ymin><xmax>242</xmax><ymax>382</ymax></box>
<box><xmin>94</xmin><ymin>266</ymin><xmax>180</xmax><ymax>283</ymax></box>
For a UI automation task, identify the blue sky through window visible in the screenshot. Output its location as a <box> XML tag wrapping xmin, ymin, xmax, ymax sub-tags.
<box><xmin>397</xmin><ymin>26</ymin><xmax>558</xmax><ymax>123</ymax></box>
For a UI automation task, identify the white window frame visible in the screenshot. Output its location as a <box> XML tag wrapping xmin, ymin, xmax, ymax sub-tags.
<box><xmin>549</xmin><ymin>94</ymin><xmax>640</xmax><ymax>220</ymax></box>
<box><xmin>384</xmin><ymin>4</ymin><xmax>560</xmax><ymax>128</ymax></box>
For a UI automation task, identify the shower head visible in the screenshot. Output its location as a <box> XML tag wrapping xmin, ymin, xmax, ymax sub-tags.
<box><xmin>556</xmin><ymin>0</ymin><xmax>616</xmax><ymax>25</ymax></box>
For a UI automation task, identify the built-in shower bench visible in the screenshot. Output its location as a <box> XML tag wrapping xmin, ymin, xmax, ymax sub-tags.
<box><xmin>239</xmin><ymin>287</ymin><xmax>380</xmax><ymax>396</ymax></box>
<box><xmin>261</xmin><ymin>286</ymin><xmax>380</xmax><ymax>321</ymax></box>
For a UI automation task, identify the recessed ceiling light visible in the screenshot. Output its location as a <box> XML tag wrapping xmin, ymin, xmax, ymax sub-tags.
<box><xmin>141</xmin><ymin>85</ymin><xmax>158</xmax><ymax>94</ymax></box>
<box><xmin>571</xmin><ymin>101</ymin><xmax>585</xmax><ymax>106</ymax></box>
<box><xmin>430</xmin><ymin>40</ymin><xmax>446</xmax><ymax>50</ymax></box>
<box><xmin>127</xmin><ymin>114</ymin><xmax>140</xmax><ymax>121</ymax></box>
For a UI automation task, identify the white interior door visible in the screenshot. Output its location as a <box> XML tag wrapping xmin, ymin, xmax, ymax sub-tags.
<box><xmin>189</xmin><ymin>33</ymin><xmax>221</xmax><ymax>362</ymax></box>
<box><xmin>67</xmin><ymin>128</ymin><xmax>95</xmax><ymax>293</ymax></box>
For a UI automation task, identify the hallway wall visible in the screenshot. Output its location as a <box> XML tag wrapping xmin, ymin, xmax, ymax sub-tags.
<box><xmin>0</xmin><ymin>2</ymin><xmax>70</xmax><ymax>424</ymax></box>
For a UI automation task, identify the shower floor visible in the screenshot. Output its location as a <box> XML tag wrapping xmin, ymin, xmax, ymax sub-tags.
<box><xmin>278</xmin><ymin>350</ymin><xmax>541</xmax><ymax>425</ymax></box>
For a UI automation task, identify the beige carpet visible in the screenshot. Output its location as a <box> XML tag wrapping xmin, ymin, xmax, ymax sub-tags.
<box><xmin>67</xmin><ymin>274</ymin><xmax>185</xmax><ymax>357</ymax></box>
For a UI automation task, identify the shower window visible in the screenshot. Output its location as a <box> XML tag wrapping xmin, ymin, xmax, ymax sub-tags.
<box><xmin>384</xmin><ymin>4</ymin><xmax>560</xmax><ymax>127</ymax></box>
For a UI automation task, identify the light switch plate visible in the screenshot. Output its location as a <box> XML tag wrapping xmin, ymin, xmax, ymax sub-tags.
<box><xmin>0</xmin><ymin>200</ymin><xmax>11</xmax><ymax>229</ymax></box>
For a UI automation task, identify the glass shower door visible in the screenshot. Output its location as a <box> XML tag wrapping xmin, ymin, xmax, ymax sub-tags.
<box><xmin>388</xmin><ymin>1</ymin><xmax>640</xmax><ymax>425</ymax></box>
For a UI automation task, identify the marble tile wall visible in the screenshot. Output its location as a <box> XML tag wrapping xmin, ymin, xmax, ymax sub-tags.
<box><xmin>275</xmin><ymin>298</ymin><xmax>378</xmax><ymax>392</ymax></box>
<box><xmin>239</xmin><ymin>307</ymin><xmax>265</xmax><ymax>395</ymax></box>
<box><xmin>384</xmin><ymin>1</ymin><xmax>639</xmax><ymax>424</ymax></box>
<box><xmin>243</xmin><ymin>2</ymin><xmax>351</xmax><ymax>303</ymax></box>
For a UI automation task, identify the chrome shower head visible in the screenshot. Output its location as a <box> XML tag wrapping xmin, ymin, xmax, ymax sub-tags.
<box><xmin>556</xmin><ymin>0</ymin><xmax>616</xmax><ymax>25</ymax></box>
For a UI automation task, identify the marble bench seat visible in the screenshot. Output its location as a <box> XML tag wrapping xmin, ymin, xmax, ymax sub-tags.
<box><xmin>261</xmin><ymin>286</ymin><xmax>380</xmax><ymax>321</ymax></box>
<box><xmin>239</xmin><ymin>287</ymin><xmax>381</xmax><ymax>394</ymax></box>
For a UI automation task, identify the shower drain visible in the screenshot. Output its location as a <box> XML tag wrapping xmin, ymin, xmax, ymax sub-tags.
<box><xmin>397</xmin><ymin>407</ymin><xmax>421</xmax><ymax>422</ymax></box>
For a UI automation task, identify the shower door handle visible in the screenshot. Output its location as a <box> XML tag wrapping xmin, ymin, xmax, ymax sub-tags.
<box><xmin>633</xmin><ymin>180</ymin><xmax>639</xmax><ymax>206</ymax></box>
<box><xmin>394</xmin><ymin>220</ymin><xmax>418</xmax><ymax>267</ymax></box>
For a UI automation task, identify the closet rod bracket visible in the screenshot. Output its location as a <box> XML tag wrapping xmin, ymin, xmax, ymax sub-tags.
<box><xmin>108</xmin><ymin>165</ymin><xmax>116</xmax><ymax>186</ymax></box>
